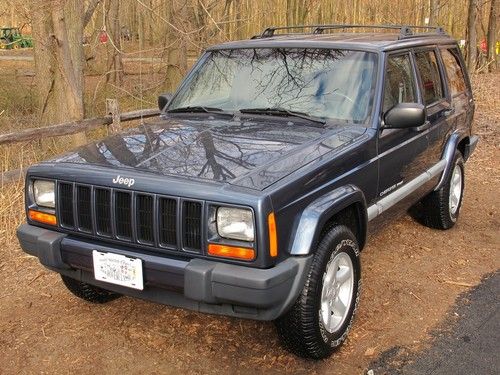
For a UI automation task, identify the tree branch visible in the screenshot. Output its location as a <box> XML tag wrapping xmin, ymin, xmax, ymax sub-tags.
<box><xmin>83</xmin><ymin>0</ymin><xmax>101</xmax><ymax>29</ymax></box>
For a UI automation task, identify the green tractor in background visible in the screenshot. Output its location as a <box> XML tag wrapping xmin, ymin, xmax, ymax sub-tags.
<box><xmin>0</xmin><ymin>27</ymin><xmax>33</xmax><ymax>49</ymax></box>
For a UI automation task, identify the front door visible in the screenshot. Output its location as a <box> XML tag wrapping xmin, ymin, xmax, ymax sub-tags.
<box><xmin>376</xmin><ymin>51</ymin><xmax>429</xmax><ymax>207</ymax></box>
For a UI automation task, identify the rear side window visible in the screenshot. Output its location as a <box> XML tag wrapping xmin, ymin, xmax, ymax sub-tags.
<box><xmin>441</xmin><ymin>49</ymin><xmax>467</xmax><ymax>95</ymax></box>
<box><xmin>415</xmin><ymin>50</ymin><xmax>444</xmax><ymax>105</ymax></box>
<box><xmin>383</xmin><ymin>54</ymin><xmax>417</xmax><ymax>113</ymax></box>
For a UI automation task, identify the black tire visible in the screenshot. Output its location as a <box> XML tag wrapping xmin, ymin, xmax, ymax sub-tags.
<box><xmin>421</xmin><ymin>151</ymin><xmax>465</xmax><ymax>230</ymax></box>
<box><xmin>275</xmin><ymin>225</ymin><xmax>361</xmax><ymax>359</ymax></box>
<box><xmin>61</xmin><ymin>275</ymin><xmax>121</xmax><ymax>304</ymax></box>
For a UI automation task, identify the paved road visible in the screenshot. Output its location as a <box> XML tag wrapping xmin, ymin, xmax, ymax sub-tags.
<box><xmin>370</xmin><ymin>271</ymin><xmax>499</xmax><ymax>375</ymax></box>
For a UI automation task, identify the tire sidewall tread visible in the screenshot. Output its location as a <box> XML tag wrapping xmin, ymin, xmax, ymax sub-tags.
<box><xmin>422</xmin><ymin>151</ymin><xmax>465</xmax><ymax>230</ymax></box>
<box><xmin>275</xmin><ymin>225</ymin><xmax>361</xmax><ymax>359</ymax></box>
<box><xmin>61</xmin><ymin>275</ymin><xmax>121</xmax><ymax>304</ymax></box>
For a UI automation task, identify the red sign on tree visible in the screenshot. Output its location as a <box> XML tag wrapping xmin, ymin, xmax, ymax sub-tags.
<box><xmin>99</xmin><ymin>30</ymin><xmax>108</xmax><ymax>44</ymax></box>
<box><xmin>480</xmin><ymin>39</ymin><xmax>487</xmax><ymax>52</ymax></box>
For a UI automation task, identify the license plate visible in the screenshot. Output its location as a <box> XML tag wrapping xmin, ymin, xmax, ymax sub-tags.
<box><xmin>92</xmin><ymin>250</ymin><xmax>144</xmax><ymax>290</ymax></box>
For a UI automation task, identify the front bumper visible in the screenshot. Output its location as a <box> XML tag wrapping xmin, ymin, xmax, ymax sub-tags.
<box><xmin>17</xmin><ymin>223</ymin><xmax>311</xmax><ymax>320</ymax></box>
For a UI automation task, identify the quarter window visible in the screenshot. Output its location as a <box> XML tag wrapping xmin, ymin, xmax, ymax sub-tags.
<box><xmin>441</xmin><ymin>49</ymin><xmax>467</xmax><ymax>95</ymax></box>
<box><xmin>415</xmin><ymin>50</ymin><xmax>444</xmax><ymax>105</ymax></box>
<box><xmin>383</xmin><ymin>54</ymin><xmax>417</xmax><ymax>113</ymax></box>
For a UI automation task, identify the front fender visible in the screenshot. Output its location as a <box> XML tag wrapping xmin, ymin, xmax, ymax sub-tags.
<box><xmin>289</xmin><ymin>185</ymin><xmax>367</xmax><ymax>255</ymax></box>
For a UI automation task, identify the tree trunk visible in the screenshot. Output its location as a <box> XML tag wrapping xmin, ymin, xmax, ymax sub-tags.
<box><xmin>487</xmin><ymin>0</ymin><xmax>498</xmax><ymax>71</ymax></box>
<box><xmin>429</xmin><ymin>0</ymin><xmax>441</xmax><ymax>25</ymax></box>
<box><xmin>286</xmin><ymin>0</ymin><xmax>294</xmax><ymax>25</ymax></box>
<box><xmin>105</xmin><ymin>0</ymin><xmax>124</xmax><ymax>85</ymax></box>
<box><xmin>32</xmin><ymin>0</ymin><xmax>86</xmax><ymax>146</ymax></box>
<box><xmin>83</xmin><ymin>0</ymin><xmax>101</xmax><ymax>29</ymax></box>
<box><xmin>466</xmin><ymin>0</ymin><xmax>478</xmax><ymax>71</ymax></box>
<box><xmin>138</xmin><ymin>3</ymin><xmax>145</xmax><ymax>51</ymax></box>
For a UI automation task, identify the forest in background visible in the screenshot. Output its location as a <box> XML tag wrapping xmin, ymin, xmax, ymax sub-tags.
<box><xmin>0</xmin><ymin>0</ymin><xmax>497</xmax><ymax>172</ymax></box>
<box><xmin>1</xmin><ymin>1</ymin><xmax>497</xmax><ymax>61</ymax></box>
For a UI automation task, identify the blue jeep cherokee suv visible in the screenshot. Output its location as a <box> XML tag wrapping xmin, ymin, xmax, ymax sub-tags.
<box><xmin>17</xmin><ymin>25</ymin><xmax>478</xmax><ymax>358</ymax></box>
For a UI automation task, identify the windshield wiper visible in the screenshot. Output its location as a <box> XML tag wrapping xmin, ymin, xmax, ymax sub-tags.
<box><xmin>167</xmin><ymin>106</ymin><xmax>233</xmax><ymax>117</ymax></box>
<box><xmin>239</xmin><ymin>107</ymin><xmax>326</xmax><ymax>126</ymax></box>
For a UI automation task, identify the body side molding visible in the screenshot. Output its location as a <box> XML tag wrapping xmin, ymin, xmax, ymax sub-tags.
<box><xmin>289</xmin><ymin>185</ymin><xmax>367</xmax><ymax>255</ymax></box>
<box><xmin>368</xmin><ymin>159</ymin><xmax>446</xmax><ymax>221</ymax></box>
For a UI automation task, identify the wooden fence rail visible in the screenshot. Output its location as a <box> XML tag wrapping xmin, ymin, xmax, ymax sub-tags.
<box><xmin>0</xmin><ymin>108</ymin><xmax>159</xmax><ymax>146</ymax></box>
<box><xmin>0</xmin><ymin>107</ymin><xmax>160</xmax><ymax>185</ymax></box>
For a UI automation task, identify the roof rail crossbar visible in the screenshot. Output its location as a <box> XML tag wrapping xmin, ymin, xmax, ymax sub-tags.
<box><xmin>259</xmin><ymin>25</ymin><xmax>327</xmax><ymax>38</ymax></box>
<box><xmin>313</xmin><ymin>24</ymin><xmax>403</xmax><ymax>34</ymax></box>
<box><xmin>396</xmin><ymin>25</ymin><xmax>446</xmax><ymax>39</ymax></box>
<box><xmin>255</xmin><ymin>24</ymin><xmax>447</xmax><ymax>39</ymax></box>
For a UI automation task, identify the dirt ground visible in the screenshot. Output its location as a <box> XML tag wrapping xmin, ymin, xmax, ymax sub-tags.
<box><xmin>0</xmin><ymin>72</ymin><xmax>498</xmax><ymax>374</ymax></box>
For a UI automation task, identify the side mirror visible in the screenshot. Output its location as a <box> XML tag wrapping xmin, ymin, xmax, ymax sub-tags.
<box><xmin>158</xmin><ymin>93</ymin><xmax>173</xmax><ymax>112</ymax></box>
<box><xmin>383</xmin><ymin>103</ymin><xmax>426</xmax><ymax>129</ymax></box>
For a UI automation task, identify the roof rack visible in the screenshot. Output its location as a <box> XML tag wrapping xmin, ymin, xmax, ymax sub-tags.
<box><xmin>253</xmin><ymin>24</ymin><xmax>447</xmax><ymax>40</ymax></box>
<box><xmin>255</xmin><ymin>25</ymin><xmax>328</xmax><ymax>38</ymax></box>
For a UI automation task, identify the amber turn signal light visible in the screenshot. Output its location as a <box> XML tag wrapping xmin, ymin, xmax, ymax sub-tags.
<box><xmin>208</xmin><ymin>244</ymin><xmax>255</xmax><ymax>261</ymax></box>
<box><xmin>268</xmin><ymin>212</ymin><xmax>278</xmax><ymax>257</ymax></box>
<box><xmin>29</xmin><ymin>209</ymin><xmax>57</xmax><ymax>226</ymax></box>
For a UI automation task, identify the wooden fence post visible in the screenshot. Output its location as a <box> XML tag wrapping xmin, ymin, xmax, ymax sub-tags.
<box><xmin>106</xmin><ymin>99</ymin><xmax>121</xmax><ymax>133</ymax></box>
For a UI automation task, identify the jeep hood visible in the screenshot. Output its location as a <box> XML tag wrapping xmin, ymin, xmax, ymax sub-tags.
<box><xmin>52</xmin><ymin>116</ymin><xmax>365</xmax><ymax>191</ymax></box>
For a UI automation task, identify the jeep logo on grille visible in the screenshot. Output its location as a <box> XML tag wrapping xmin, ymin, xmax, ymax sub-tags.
<box><xmin>112</xmin><ymin>175</ymin><xmax>135</xmax><ymax>187</ymax></box>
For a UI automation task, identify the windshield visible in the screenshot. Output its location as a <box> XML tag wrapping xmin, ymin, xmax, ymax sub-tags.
<box><xmin>168</xmin><ymin>48</ymin><xmax>378</xmax><ymax>124</ymax></box>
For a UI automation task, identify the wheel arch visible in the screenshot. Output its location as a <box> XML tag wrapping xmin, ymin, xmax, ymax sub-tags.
<box><xmin>435</xmin><ymin>132</ymin><xmax>478</xmax><ymax>191</ymax></box>
<box><xmin>289</xmin><ymin>185</ymin><xmax>368</xmax><ymax>255</ymax></box>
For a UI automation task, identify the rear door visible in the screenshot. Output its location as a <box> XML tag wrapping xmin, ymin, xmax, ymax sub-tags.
<box><xmin>434</xmin><ymin>46</ymin><xmax>473</xmax><ymax>154</ymax></box>
<box><xmin>413</xmin><ymin>48</ymin><xmax>451</xmax><ymax>166</ymax></box>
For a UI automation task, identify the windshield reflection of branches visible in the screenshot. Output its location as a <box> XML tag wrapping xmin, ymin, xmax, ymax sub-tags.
<box><xmin>69</xmin><ymin>116</ymin><xmax>333</xmax><ymax>183</ymax></box>
<box><xmin>169</xmin><ymin>48</ymin><xmax>376</xmax><ymax>124</ymax></box>
<box><xmin>174</xmin><ymin>51</ymin><xmax>236</xmax><ymax>106</ymax></box>
<box><xmin>251</xmin><ymin>49</ymin><xmax>347</xmax><ymax>107</ymax></box>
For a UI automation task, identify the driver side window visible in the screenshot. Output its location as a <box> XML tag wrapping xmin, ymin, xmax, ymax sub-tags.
<box><xmin>383</xmin><ymin>54</ymin><xmax>417</xmax><ymax>113</ymax></box>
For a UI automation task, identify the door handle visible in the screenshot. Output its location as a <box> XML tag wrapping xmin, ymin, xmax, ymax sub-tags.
<box><xmin>443</xmin><ymin>108</ymin><xmax>455</xmax><ymax>116</ymax></box>
<box><xmin>413</xmin><ymin>121</ymin><xmax>431</xmax><ymax>132</ymax></box>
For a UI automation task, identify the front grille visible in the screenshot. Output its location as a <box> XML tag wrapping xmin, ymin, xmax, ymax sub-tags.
<box><xmin>57</xmin><ymin>182</ymin><xmax>203</xmax><ymax>253</ymax></box>
<box><xmin>137</xmin><ymin>194</ymin><xmax>154</xmax><ymax>244</ymax></box>
<box><xmin>159</xmin><ymin>198</ymin><xmax>177</xmax><ymax>246</ymax></box>
<box><xmin>95</xmin><ymin>188</ymin><xmax>112</xmax><ymax>236</ymax></box>
<box><xmin>183</xmin><ymin>201</ymin><xmax>202</xmax><ymax>250</ymax></box>
<box><xmin>59</xmin><ymin>183</ymin><xmax>74</xmax><ymax>227</ymax></box>
<box><xmin>76</xmin><ymin>186</ymin><xmax>92</xmax><ymax>232</ymax></box>
<box><xmin>115</xmin><ymin>191</ymin><xmax>132</xmax><ymax>239</ymax></box>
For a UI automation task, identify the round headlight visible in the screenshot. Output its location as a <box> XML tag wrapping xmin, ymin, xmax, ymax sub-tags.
<box><xmin>33</xmin><ymin>180</ymin><xmax>55</xmax><ymax>208</ymax></box>
<box><xmin>216</xmin><ymin>207</ymin><xmax>254</xmax><ymax>242</ymax></box>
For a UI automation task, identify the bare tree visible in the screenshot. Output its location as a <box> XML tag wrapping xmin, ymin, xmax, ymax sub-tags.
<box><xmin>429</xmin><ymin>0</ymin><xmax>441</xmax><ymax>25</ymax></box>
<box><xmin>83</xmin><ymin>0</ymin><xmax>101</xmax><ymax>29</ymax></box>
<box><xmin>31</xmin><ymin>0</ymin><xmax>86</xmax><ymax>146</ymax></box>
<box><xmin>487</xmin><ymin>0</ymin><xmax>497</xmax><ymax>71</ymax></box>
<box><xmin>105</xmin><ymin>0</ymin><xmax>124</xmax><ymax>85</ymax></box>
<box><xmin>466</xmin><ymin>0</ymin><xmax>478</xmax><ymax>71</ymax></box>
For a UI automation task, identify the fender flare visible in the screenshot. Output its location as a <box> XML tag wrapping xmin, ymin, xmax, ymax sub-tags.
<box><xmin>289</xmin><ymin>185</ymin><xmax>367</xmax><ymax>255</ymax></box>
<box><xmin>435</xmin><ymin>132</ymin><xmax>478</xmax><ymax>191</ymax></box>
